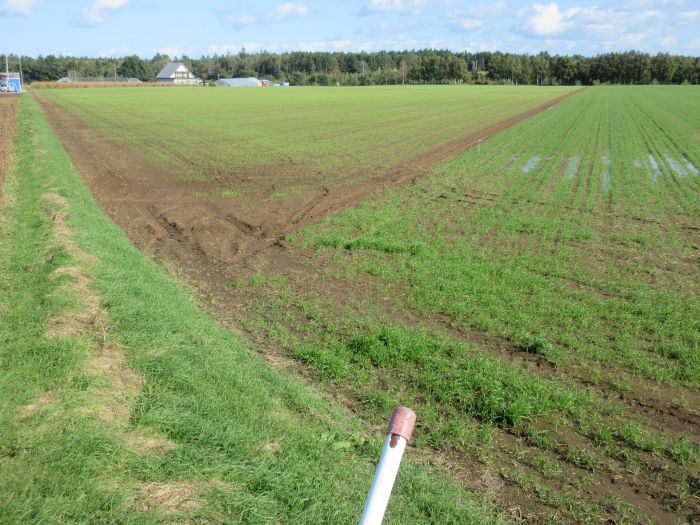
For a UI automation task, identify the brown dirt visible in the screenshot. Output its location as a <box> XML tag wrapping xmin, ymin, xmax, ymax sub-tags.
<box><xmin>39</xmin><ymin>190</ymin><xmax>175</xmax><ymax>453</ymax></box>
<box><xmin>0</xmin><ymin>95</ymin><xmax>19</xmax><ymax>197</ymax></box>
<box><xmin>18</xmin><ymin>390</ymin><xmax>56</xmax><ymax>419</ymax></box>
<box><xmin>135</xmin><ymin>482</ymin><xmax>202</xmax><ymax>514</ymax></box>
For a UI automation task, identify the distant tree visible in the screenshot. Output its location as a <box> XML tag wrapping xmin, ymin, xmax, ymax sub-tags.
<box><xmin>19</xmin><ymin>49</ymin><xmax>700</xmax><ymax>86</ymax></box>
<box><xmin>117</xmin><ymin>55</ymin><xmax>153</xmax><ymax>81</ymax></box>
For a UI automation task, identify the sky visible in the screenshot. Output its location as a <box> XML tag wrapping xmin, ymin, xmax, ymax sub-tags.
<box><xmin>1</xmin><ymin>0</ymin><xmax>699</xmax><ymax>58</ymax></box>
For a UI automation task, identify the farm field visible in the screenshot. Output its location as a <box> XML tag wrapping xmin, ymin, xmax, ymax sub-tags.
<box><xmin>0</xmin><ymin>96</ymin><xmax>493</xmax><ymax>524</ymax></box>
<box><xmin>36</xmin><ymin>85</ymin><xmax>577</xmax><ymax>265</ymax></box>
<box><xmin>9</xmin><ymin>85</ymin><xmax>700</xmax><ymax>523</ymax></box>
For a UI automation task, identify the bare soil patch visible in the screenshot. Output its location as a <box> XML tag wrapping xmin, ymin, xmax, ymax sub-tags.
<box><xmin>135</xmin><ymin>481</ymin><xmax>202</xmax><ymax>514</ymax></box>
<box><xmin>38</xmin><ymin>190</ymin><xmax>175</xmax><ymax>454</ymax></box>
<box><xmin>0</xmin><ymin>95</ymin><xmax>19</xmax><ymax>196</ymax></box>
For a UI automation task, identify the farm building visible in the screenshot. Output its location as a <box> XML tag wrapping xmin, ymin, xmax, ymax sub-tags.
<box><xmin>0</xmin><ymin>72</ymin><xmax>22</xmax><ymax>92</ymax></box>
<box><xmin>155</xmin><ymin>62</ymin><xmax>201</xmax><ymax>85</ymax></box>
<box><xmin>215</xmin><ymin>77</ymin><xmax>263</xmax><ymax>87</ymax></box>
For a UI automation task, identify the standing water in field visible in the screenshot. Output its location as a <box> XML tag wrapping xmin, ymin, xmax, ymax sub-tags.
<box><xmin>522</xmin><ymin>156</ymin><xmax>541</xmax><ymax>174</ymax></box>
<box><xmin>684</xmin><ymin>157</ymin><xmax>699</xmax><ymax>176</ymax></box>
<box><xmin>565</xmin><ymin>156</ymin><xmax>580</xmax><ymax>180</ymax></box>
<box><xmin>665</xmin><ymin>155</ymin><xmax>688</xmax><ymax>178</ymax></box>
<box><xmin>601</xmin><ymin>151</ymin><xmax>611</xmax><ymax>191</ymax></box>
<box><xmin>648</xmin><ymin>154</ymin><xmax>662</xmax><ymax>182</ymax></box>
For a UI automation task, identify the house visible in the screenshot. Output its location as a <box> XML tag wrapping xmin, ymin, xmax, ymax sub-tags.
<box><xmin>214</xmin><ymin>77</ymin><xmax>262</xmax><ymax>87</ymax></box>
<box><xmin>155</xmin><ymin>62</ymin><xmax>201</xmax><ymax>85</ymax></box>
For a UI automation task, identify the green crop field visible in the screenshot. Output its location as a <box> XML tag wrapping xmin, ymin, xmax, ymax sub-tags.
<box><xmin>3</xmin><ymin>85</ymin><xmax>700</xmax><ymax>524</ymax></box>
<box><xmin>41</xmin><ymin>85</ymin><xmax>576</xmax><ymax>192</ymax></box>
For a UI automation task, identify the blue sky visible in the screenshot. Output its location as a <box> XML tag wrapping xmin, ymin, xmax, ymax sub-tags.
<box><xmin>1</xmin><ymin>0</ymin><xmax>699</xmax><ymax>57</ymax></box>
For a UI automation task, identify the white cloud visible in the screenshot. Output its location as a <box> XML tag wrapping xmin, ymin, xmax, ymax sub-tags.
<box><xmin>526</xmin><ymin>3</ymin><xmax>580</xmax><ymax>37</ymax></box>
<box><xmin>154</xmin><ymin>46</ymin><xmax>183</xmax><ymax>57</ymax></box>
<box><xmin>83</xmin><ymin>0</ymin><xmax>127</xmax><ymax>25</ymax></box>
<box><xmin>660</xmin><ymin>36</ymin><xmax>678</xmax><ymax>46</ymax></box>
<box><xmin>98</xmin><ymin>46</ymin><xmax>130</xmax><ymax>57</ymax></box>
<box><xmin>227</xmin><ymin>14</ymin><xmax>255</xmax><ymax>28</ymax></box>
<box><xmin>680</xmin><ymin>9</ymin><xmax>700</xmax><ymax>19</ymax></box>
<box><xmin>368</xmin><ymin>0</ymin><xmax>421</xmax><ymax>12</ymax></box>
<box><xmin>299</xmin><ymin>41</ymin><xmax>327</xmax><ymax>52</ymax></box>
<box><xmin>208</xmin><ymin>42</ymin><xmax>260</xmax><ymax>54</ymax></box>
<box><xmin>453</xmin><ymin>18</ymin><xmax>483</xmax><ymax>30</ymax></box>
<box><xmin>0</xmin><ymin>0</ymin><xmax>38</xmax><ymax>16</ymax></box>
<box><xmin>271</xmin><ymin>2</ymin><xmax>308</xmax><ymax>20</ymax></box>
<box><xmin>517</xmin><ymin>1</ymin><xmax>668</xmax><ymax>50</ymax></box>
<box><xmin>360</xmin><ymin>0</ymin><xmax>447</xmax><ymax>15</ymax></box>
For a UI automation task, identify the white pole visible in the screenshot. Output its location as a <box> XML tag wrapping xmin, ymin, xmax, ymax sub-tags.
<box><xmin>359</xmin><ymin>407</ymin><xmax>416</xmax><ymax>525</ymax></box>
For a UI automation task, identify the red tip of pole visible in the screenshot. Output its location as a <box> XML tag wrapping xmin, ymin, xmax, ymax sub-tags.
<box><xmin>387</xmin><ymin>406</ymin><xmax>416</xmax><ymax>442</ymax></box>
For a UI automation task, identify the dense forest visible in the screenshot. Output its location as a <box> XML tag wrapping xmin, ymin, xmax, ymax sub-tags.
<box><xmin>12</xmin><ymin>49</ymin><xmax>700</xmax><ymax>86</ymax></box>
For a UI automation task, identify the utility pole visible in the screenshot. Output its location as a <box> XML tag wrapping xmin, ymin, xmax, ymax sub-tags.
<box><xmin>18</xmin><ymin>55</ymin><xmax>24</xmax><ymax>87</ymax></box>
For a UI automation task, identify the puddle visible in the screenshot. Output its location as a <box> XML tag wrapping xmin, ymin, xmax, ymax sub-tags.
<box><xmin>565</xmin><ymin>156</ymin><xmax>580</xmax><ymax>180</ymax></box>
<box><xmin>601</xmin><ymin>152</ymin><xmax>611</xmax><ymax>191</ymax></box>
<box><xmin>665</xmin><ymin>155</ymin><xmax>688</xmax><ymax>178</ymax></box>
<box><xmin>522</xmin><ymin>156</ymin><xmax>541</xmax><ymax>174</ymax></box>
<box><xmin>684</xmin><ymin>158</ymin><xmax>699</xmax><ymax>176</ymax></box>
<box><xmin>648</xmin><ymin>154</ymin><xmax>662</xmax><ymax>182</ymax></box>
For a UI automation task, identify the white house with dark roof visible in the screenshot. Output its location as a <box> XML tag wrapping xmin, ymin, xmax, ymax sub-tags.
<box><xmin>155</xmin><ymin>62</ymin><xmax>201</xmax><ymax>85</ymax></box>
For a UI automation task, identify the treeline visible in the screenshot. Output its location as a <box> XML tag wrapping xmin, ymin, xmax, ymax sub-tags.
<box><xmin>13</xmin><ymin>50</ymin><xmax>700</xmax><ymax>86</ymax></box>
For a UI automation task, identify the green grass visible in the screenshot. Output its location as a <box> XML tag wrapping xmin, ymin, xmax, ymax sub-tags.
<box><xmin>42</xmin><ymin>85</ymin><xmax>577</xmax><ymax>186</ymax></box>
<box><xmin>0</xmin><ymin>95</ymin><xmax>499</xmax><ymax>523</ymax></box>
<box><xmin>295</xmin><ymin>86</ymin><xmax>700</xmax><ymax>386</ymax></box>
<box><xmin>235</xmin><ymin>86</ymin><xmax>700</xmax><ymax>521</ymax></box>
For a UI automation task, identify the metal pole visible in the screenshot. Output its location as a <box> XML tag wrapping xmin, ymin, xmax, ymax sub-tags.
<box><xmin>359</xmin><ymin>407</ymin><xmax>416</xmax><ymax>525</ymax></box>
<box><xmin>18</xmin><ymin>55</ymin><xmax>24</xmax><ymax>90</ymax></box>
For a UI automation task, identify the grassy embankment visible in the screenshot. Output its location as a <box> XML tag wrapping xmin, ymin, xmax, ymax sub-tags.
<box><xmin>0</xmin><ymin>95</ymin><xmax>497</xmax><ymax>523</ymax></box>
